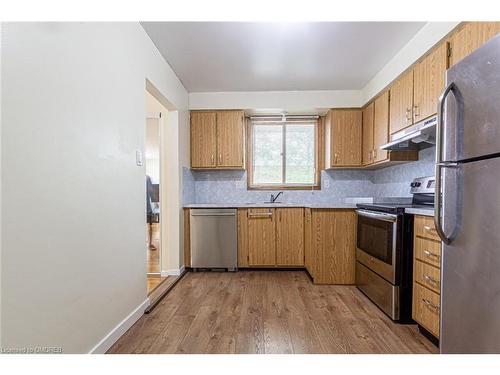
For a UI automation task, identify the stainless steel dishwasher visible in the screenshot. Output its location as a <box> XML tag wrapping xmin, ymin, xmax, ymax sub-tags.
<box><xmin>189</xmin><ymin>208</ymin><xmax>237</xmax><ymax>271</ymax></box>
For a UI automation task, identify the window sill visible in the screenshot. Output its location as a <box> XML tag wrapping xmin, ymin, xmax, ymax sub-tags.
<box><xmin>247</xmin><ymin>184</ymin><xmax>321</xmax><ymax>191</ymax></box>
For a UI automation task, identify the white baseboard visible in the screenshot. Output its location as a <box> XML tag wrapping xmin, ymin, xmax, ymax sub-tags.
<box><xmin>161</xmin><ymin>265</ymin><xmax>185</xmax><ymax>277</ymax></box>
<box><xmin>89</xmin><ymin>298</ymin><xmax>149</xmax><ymax>354</ymax></box>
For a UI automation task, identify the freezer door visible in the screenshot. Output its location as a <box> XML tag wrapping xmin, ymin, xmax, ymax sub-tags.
<box><xmin>443</xmin><ymin>33</ymin><xmax>500</xmax><ymax>162</ymax></box>
<box><xmin>440</xmin><ymin>156</ymin><xmax>500</xmax><ymax>353</ymax></box>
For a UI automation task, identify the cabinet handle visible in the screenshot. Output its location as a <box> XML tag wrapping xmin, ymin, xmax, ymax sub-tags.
<box><xmin>211</xmin><ymin>154</ymin><xmax>214</xmax><ymax>165</ymax></box>
<box><xmin>423</xmin><ymin>250</ymin><xmax>440</xmax><ymax>259</ymax></box>
<box><xmin>421</xmin><ymin>298</ymin><xmax>440</xmax><ymax>311</ymax></box>
<box><xmin>334</xmin><ymin>152</ymin><xmax>339</xmax><ymax>164</ymax></box>
<box><xmin>406</xmin><ymin>108</ymin><xmax>412</xmax><ymax>122</ymax></box>
<box><xmin>423</xmin><ymin>225</ymin><xmax>436</xmax><ymax>234</ymax></box>
<box><xmin>373</xmin><ymin>149</ymin><xmax>377</xmax><ymax>159</ymax></box>
<box><xmin>248</xmin><ymin>213</ymin><xmax>273</xmax><ymax>218</ymax></box>
<box><xmin>424</xmin><ymin>274</ymin><xmax>440</xmax><ymax>286</ymax></box>
<box><xmin>368</xmin><ymin>150</ymin><xmax>372</xmax><ymax>161</ymax></box>
<box><xmin>414</xmin><ymin>104</ymin><xmax>420</xmax><ymax>117</ymax></box>
<box><xmin>218</xmin><ymin>154</ymin><xmax>222</xmax><ymax>164</ymax></box>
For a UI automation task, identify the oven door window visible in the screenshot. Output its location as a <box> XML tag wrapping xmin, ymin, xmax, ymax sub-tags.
<box><xmin>357</xmin><ymin>214</ymin><xmax>395</xmax><ymax>264</ymax></box>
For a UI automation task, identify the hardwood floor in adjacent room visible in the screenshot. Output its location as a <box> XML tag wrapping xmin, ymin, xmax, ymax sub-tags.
<box><xmin>108</xmin><ymin>270</ymin><xmax>438</xmax><ymax>354</ymax></box>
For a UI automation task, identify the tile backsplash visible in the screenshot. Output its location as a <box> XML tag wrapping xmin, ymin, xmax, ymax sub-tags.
<box><xmin>183</xmin><ymin>147</ymin><xmax>435</xmax><ymax>204</ymax></box>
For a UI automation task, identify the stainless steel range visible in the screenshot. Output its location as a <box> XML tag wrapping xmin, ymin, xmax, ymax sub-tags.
<box><xmin>355</xmin><ymin>176</ymin><xmax>435</xmax><ymax>322</ymax></box>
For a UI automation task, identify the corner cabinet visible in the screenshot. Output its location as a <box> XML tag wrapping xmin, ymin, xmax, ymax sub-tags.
<box><xmin>305</xmin><ymin>209</ymin><xmax>356</xmax><ymax>284</ymax></box>
<box><xmin>363</xmin><ymin>91</ymin><xmax>418</xmax><ymax>168</ymax></box>
<box><xmin>325</xmin><ymin>109</ymin><xmax>362</xmax><ymax>168</ymax></box>
<box><xmin>190</xmin><ymin>110</ymin><xmax>245</xmax><ymax>169</ymax></box>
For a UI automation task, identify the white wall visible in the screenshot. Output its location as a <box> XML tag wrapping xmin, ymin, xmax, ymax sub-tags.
<box><xmin>189</xmin><ymin>89</ymin><xmax>363</xmax><ymax>112</ymax></box>
<box><xmin>1</xmin><ymin>23</ymin><xmax>188</xmax><ymax>353</ymax></box>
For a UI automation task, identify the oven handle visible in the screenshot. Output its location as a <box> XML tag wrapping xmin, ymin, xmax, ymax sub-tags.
<box><xmin>355</xmin><ymin>209</ymin><xmax>398</xmax><ymax>222</ymax></box>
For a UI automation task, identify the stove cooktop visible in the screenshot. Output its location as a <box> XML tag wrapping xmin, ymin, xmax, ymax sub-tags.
<box><xmin>356</xmin><ymin>202</ymin><xmax>434</xmax><ymax>214</ymax></box>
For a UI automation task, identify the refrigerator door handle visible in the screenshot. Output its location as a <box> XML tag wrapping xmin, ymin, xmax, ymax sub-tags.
<box><xmin>435</xmin><ymin>81</ymin><xmax>463</xmax><ymax>245</ymax></box>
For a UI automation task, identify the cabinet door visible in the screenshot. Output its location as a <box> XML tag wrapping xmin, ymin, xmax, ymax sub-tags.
<box><xmin>449</xmin><ymin>22</ymin><xmax>500</xmax><ymax>67</ymax></box>
<box><xmin>276</xmin><ymin>208</ymin><xmax>304</xmax><ymax>266</ymax></box>
<box><xmin>362</xmin><ymin>103</ymin><xmax>374</xmax><ymax>166</ymax></box>
<box><xmin>373</xmin><ymin>91</ymin><xmax>389</xmax><ymax>163</ymax></box>
<box><xmin>304</xmin><ymin>208</ymin><xmax>314</xmax><ymax>277</ymax></box>
<box><xmin>247</xmin><ymin>208</ymin><xmax>276</xmax><ymax>266</ymax></box>
<box><xmin>190</xmin><ymin>112</ymin><xmax>217</xmax><ymax>168</ymax></box>
<box><xmin>389</xmin><ymin>70</ymin><xmax>414</xmax><ymax>134</ymax></box>
<box><xmin>413</xmin><ymin>43</ymin><xmax>447</xmax><ymax>122</ymax></box>
<box><xmin>311</xmin><ymin>209</ymin><xmax>356</xmax><ymax>284</ymax></box>
<box><xmin>331</xmin><ymin>109</ymin><xmax>362</xmax><ymax>167</ymax></box>
<box><xmin>237</xmin><ymin>209</ymin><xmax>249</xmax><ymax>267</ymax></box>
<box><xmin>216</xmin><ymin>110</ymin><xmax>245</xmax><ymax>168</ymax></box>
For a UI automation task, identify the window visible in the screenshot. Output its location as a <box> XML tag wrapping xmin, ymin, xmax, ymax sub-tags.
<box><xmin>248</xmin><ymin>117</ymin><xmax>320</xmax><ymax>189</ymax></box>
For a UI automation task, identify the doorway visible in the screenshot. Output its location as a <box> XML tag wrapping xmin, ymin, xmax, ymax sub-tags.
<box><xmin>145</xmin><ymin>112</ymin><xmax>165</xmax><ymax>293</ymax></box>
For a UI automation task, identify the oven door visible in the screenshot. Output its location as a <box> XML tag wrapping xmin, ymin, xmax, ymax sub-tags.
<box><xmin>355</xmin><ymin>209</ymin><xmax>398</xmax><ymax>284</ymax></box>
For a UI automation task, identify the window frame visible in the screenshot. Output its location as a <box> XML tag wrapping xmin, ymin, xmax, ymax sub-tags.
<box><xmin>247</xmin><ymin>117</ymin><xmax>322</xmax><ymax>190</ymax></box>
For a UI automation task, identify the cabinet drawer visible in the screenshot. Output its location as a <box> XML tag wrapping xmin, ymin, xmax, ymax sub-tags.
<box><xmin>414</xmin><ymin>236</ymin><xmax>441</xmax><ymax>268</ymax></box>
<box><xmin>414</xmin><ymin>215</ymin><xmax>440</xmax><ymax>241</ymax></box>
<box><xmin>413</xmin><ymin>283</ymin><xmax>440</xmax><ymax>338</ymax></box>
<box><xmin>414</xmin><ymin>260</ymin><xmax>441</xmax><ymax>294</ymax></box>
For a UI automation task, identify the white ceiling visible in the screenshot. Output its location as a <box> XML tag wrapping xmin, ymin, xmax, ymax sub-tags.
<box><xmin>142</xmin><ymin>22</ymin><xmax>426</xmax><ymax>93</ymax></box>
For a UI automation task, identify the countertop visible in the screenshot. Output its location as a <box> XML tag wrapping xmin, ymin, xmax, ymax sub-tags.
<box><xmin>183</xmin><ymin>202</ymin><xmax>362</xmax><ymax>209</ymax></box>
<box><xmin>405</xmin><ymin>207</ymin><xmax>434</xmax><ymax>217</ymax></box>
<box><xmin>184</xmin><ymin>203</ymin><xmax>436</xmax><ymax>215</ymax></box>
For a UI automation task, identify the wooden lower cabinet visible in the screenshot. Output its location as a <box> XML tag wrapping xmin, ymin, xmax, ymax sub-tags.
<box><xmin>237</xmin><ymin>207</ymin><xmax>304</xmax><ymax>268</ymax></box>
<box><xmin>276</xmin><ymin>208</ymin><xmax>304</xmax><ymax>266</ymax></box>
<box><xmin>304</xmin><ymin>208</ymin><xmax>313</xmax><ymax>274</ymax></box>
<box><xmin>412</xmin><ymin>214</ymin><xmax>442</xmax><ymax>339</ymax></box>
<box><xmin>236</xmin><ymin>207</ymin><xmax>356</xmax><ymax>284</ymax></box>
<box><xmin>247</xmin><ymin>208</ymin><xmax>276</xmax><ymax>266</ymax></box>
<box><xmin>183</xmin><ymin>208</ymin><xmax>191</xmax><ymax>267</ymax></box>
<box><xmin>307</xmin><ymin>209</ymin><xmax>356</xmax><ymax>284</ymax></box>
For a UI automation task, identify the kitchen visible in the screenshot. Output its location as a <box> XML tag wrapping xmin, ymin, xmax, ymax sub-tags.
<box><xmin>110</xmin><ymin>21</ymin><xmax>500</xmax><ymax>354</ymax></box>
<box><xmin>2</xmin><ymin>13</ymin><xmax>500</xmax><ymax>367</ymax></box>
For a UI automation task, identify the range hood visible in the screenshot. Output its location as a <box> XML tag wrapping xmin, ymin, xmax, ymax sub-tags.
<box><xmin>381</xmin><ymin>115</ymin><xmax>437</xmax><ymax>151</ymax></box>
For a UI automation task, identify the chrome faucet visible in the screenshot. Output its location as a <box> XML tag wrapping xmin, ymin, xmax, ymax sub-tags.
<box><xmin>270</xmin><ymin>192</ymin><xmax>283</xmax><ymax>203</ymax></box>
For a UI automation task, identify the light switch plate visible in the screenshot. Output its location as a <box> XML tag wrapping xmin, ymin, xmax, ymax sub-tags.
<box><xmin>136</xmin><ymin>150</ymin><xmax>143</xmax><ymax>166</ymax></box>
<box><xmin>235</xmin><ymin>180</ymin><xmax>245</xmax><ymax>189</ymax></box>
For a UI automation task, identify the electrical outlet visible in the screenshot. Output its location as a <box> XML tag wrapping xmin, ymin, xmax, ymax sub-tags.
<box><xmin>235</xmin><ymin>180</ymin><xmax>245</xmax><ymax>189</ymax></box>
<box><xmin>324</xmin><ymin>179</ymin><xmax>330</xmax><ymax>188</ymax></box>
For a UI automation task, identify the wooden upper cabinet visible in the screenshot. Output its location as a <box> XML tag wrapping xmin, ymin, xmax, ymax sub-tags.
<box><xmin>389</xmin><ymin>69</ymin><xmax>414</xmax><ymax>135</ymax></box>
<box><xmin>362</xmin><ymin>103</ymin><xmax>374</xmax><ymax>166</ymax></box>
<box><xmin>190</xmin><ymin>111</ymin><xmax>217</xmax><ymax>168</ymax></box>
<box><xmin>327</xmin><ymin>109</ymin><xmax>362</xmax><ymax>167</ymax></box>
<box><xmin>216</xmin><ymin>111</ymin><xmax>245</xmax><ymax>167</ymax></box>
<box><xmin>413</xmin><ymin>43</ymin><xmax>447</xmax><ymax>122</ymax></box>
<box><xmin>373</xmin><ymin>91</ymin><xmax>390</xmax><ymax>163</ymax></box>
<box><xmin>190</xmin><ymin>110</ymin><xmax>245</xmax><ymax>169</ymax></box>
<box><xmin>276</xmin><ymin>208</ymin><xmax>304</xmax><ymax>266</ymax></box>
<box><xmin>247</xmin><ymin>208</ymin><xmax>276</xmax><ymax>266</ymax></box>
<box><xmin>449</xmin><ymin>22</ymin><xmax>500</xmax><ymax>67</ymax></box>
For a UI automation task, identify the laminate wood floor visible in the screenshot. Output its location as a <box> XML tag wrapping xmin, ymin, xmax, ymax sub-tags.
<box><xmin>108</xmin><ymin>270</ymin><xmax>438</xmax><ymax>354</ymax></box>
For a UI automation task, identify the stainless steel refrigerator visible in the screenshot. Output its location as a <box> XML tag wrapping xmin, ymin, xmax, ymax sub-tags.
<box><xmin>435</xmin><ymin>33</ymin><xmax>500</xmax><ymax>353</ymax></box>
